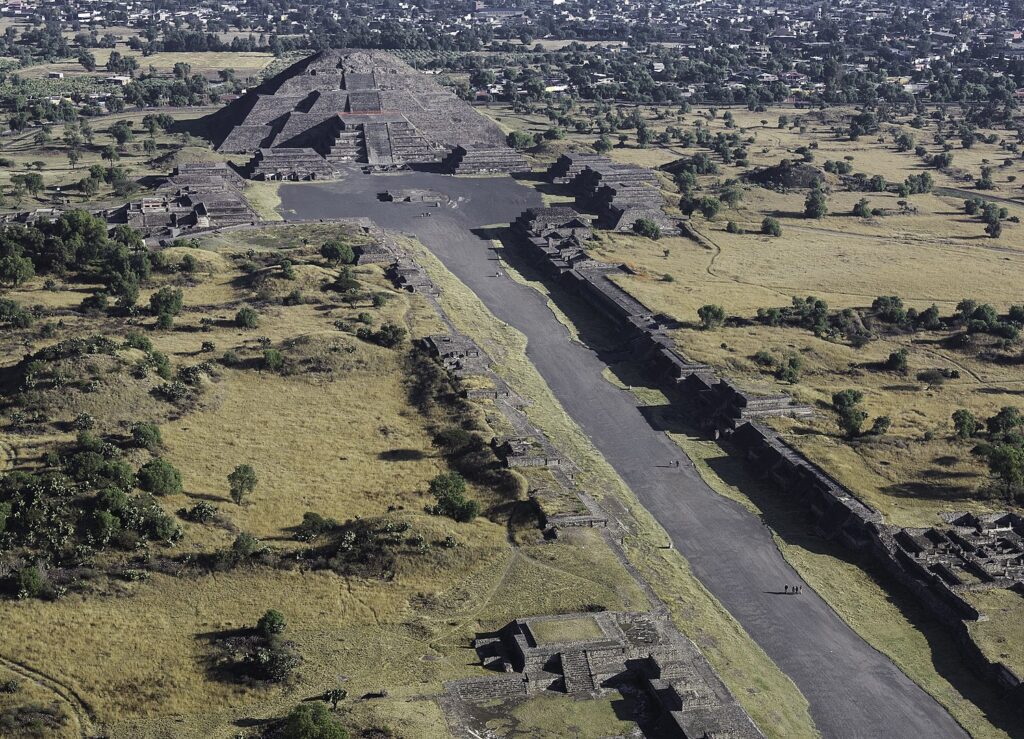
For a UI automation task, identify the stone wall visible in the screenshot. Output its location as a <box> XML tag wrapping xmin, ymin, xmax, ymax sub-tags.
<box><xmin>509</xmin><ymin>204</ymin><xmax>1024</xmax><ymax>702</ymax></box>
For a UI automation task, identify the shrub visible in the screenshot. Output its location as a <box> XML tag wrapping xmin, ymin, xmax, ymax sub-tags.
<box><xmin>697</xmin><ymin>304</ymin><xmax>726</xmax><ymax>330</ymax></box>
<box><xmin>356</xmin><ymin>322</ymin><xmax>406</xmax><ymax>348</ymax></box>
<box><xmin>136</xmin><ymin>458</ymin><xmax>183</xmax><ymax>495</ymax></box>
<box><xmin>426</xmin><ymin>472</ymin><xmax>479</xmax><ymax>522</ymax></box>
<box><xmin>131</xmin><ymin>422</ymin><xmax>162</xmax><ymax>451</ymax></box>
<box><xmin>280</xmin><ymin>703</ymin><xmax>349</xmax><ymax>739</ymax></box>
<box><xmin>257</xmin><ymin>609</ymin><xmax>287</xmax><ymax>638</ymax></box>
<box><xmin>263</xmin><ymin>349</ymin><xmax>284</xmax><ymax>372</ymax></box>
<box><xmin>952</xmin><ymin>409</ymin><xmax>978</xmax><ymax>439</ymax></box>
<box><xmin>178</xmin><ymin>501</ymin><xmax>219</xmax><ymax>523</ymax></box>
<box><xmin>16</xmin><ymin>566</ymin><xmax>44</xmax><ymax>599</ymax></box>
<box><xmin>235</xmin><ymin>306</ymin><xmax>259</xmax><ymax>329</ymax></box>
<box><xmin>833</xmin><ymin>389</ymin><xmax>867</xmax><ymax>438</ymax></box>
<box><xmin>632</xmin><ymin>218</ymin><xmax>661</xmax><ymax>239</ymax></box>
<box><xmin>761</xmin><ymin>217</ymin><xmax>782</xmax><ymax>236</ymax></box>
<box><xmin>869</xmin><ymin>416</ymin><xmax>892</xmax><ymax>436</ymax></box>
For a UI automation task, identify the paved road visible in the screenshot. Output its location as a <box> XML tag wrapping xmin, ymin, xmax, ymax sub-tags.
<box><xmin>280</xmin><ymin>173</ymin><xmax>967</xmax><ymax>738</ymax></box>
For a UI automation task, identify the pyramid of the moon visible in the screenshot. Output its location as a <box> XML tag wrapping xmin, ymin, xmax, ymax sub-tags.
<box><xmin>202</xmin><ymin>49</ymin><xmax>511</xmax><ymax>170</ymax></box>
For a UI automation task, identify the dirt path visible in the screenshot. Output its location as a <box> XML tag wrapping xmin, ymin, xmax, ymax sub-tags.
<box><xmin>0</xmin><ymin>654</ymin><xmax>96</xmax><ymax>738</ymax></box>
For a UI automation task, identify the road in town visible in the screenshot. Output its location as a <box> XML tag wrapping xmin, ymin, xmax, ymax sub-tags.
<box><xmin>280</xmin><ymin>173</ymin><xmax>967</xmax><ymax>738</ymax></box>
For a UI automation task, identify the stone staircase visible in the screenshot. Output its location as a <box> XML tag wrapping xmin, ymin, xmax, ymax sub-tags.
<box><xmin>326</xmin><ymin>126</ymin><xmax>365</xmax><ymax>165</ymax></box>
<box><xmin>560</xmin><ymin>650</ymin><xmax>596</xmax><ymax>693</ymax></box>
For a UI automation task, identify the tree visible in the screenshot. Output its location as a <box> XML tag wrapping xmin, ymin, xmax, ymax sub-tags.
<box><xmin>884</xmin><ymin>349</ymin><xmax>908</xmax><ymax>374</ymax></box>
<box><xmin>137</xmin><ymin>458</ymin><xmax>183</xmax><ymax>495</ymax></box>
<box><xmin>257</xmin><ymin>609</ymin><xmax>287</xmax><ymax>638</ymax></box>
<box><xmin>804</xmin><ymin>187</ymin><xmax>828</xmax><ymax>219</ymax></box>
<box><xmin>984</xmin><ymin>444</ymin><xmax>1024</xmax><ymax>497</ymax></box>
<box><xmin>697</xmin><ymin>304</ymin><xmax>726</xmax><ymax>329</ymax></box>
<box><xmin>987</xmin><ymin>406</ymin><xmax>1023</xmax><ymax>436</ymax></box>
<box><xmin>632</xmin><ymin>218</ymin><xmax>661</xmax><ymax>239</ymax></box>
<box><xmin>150</xmin><ymin>286</ymin><xmax>183</xmax><ymax>326</ymax></box>
<box><xmin>67</xmin><ymin>149</ymin><xmax>80</xmax><ymax>169</ymax></box>
<box><xmin>0</xmin><ymin>254</ymin><xmax>34</xmax><ymax>287</ymax></box>
<box><xmin>110</xmin><ymin>120</ymin><xmax>134</xmax><ymax>146</ymax></box>
<box><xmin>228</xmin><ymin>464</ymin><xmax>258</xmax><ymax>505</ymax></box>
<box><xmin>506</xmin><ymin>131</ymin><xmax>535</xmax><ymax>150</ymax></box>
<box><xmin>761</xmin><ymin>217</ymin><xmax>782</xmax><ymax>237</ymax></box>
<box><xmin>985</xmin><ymin>220</ymin><xmax>1002</xmax><ymax>239</ymax></box>
<box><xmin>853</xmin><ymin>198</ymin><xmax>871</xmax><ymax>218</ymax></box>
<box><xmin>280</xmin><ymin>703</ymin><xmax>349</xmax><ymax>739</ymax></box>
<box><xmin>952</xmin><ymin>409</ymin><xmax>978</xmax><ymax>440</ymax></box>
<box><xmin>235</xmin><ymin>306</ymin><xmax>259</xmax><ymax>328</ymax></box>
<box><xmin>320</xmin><ymin>240</ymin><xmax>355</xmax><ymax>265</ymax></box>
<box><xmin>131</xmin><ymin>422</ymin><xmax>163</xmax><ymax>451</ymax></box>
<box><xmin>593</xmin><ymin>136</ymin><xmax>612</xmax><ymax>154</ymax></box>
<box><xmin>832</xmin><ymin>390</ymin><xmax>867</xmax><ymax>438</ymax></box>
<box><xmin>427</xmin><ymin>472</ymin><xmax>478</xmax><ymax>522</ymax></box>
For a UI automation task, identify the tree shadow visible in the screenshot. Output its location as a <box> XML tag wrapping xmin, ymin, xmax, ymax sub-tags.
<box><xmin>378</xmin><ymin>448</ymin><xmax>427</xmax><ymax>462</ymax></box>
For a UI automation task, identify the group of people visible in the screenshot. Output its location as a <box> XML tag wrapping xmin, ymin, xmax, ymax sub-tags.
<box><xmin>783</xmin><ymin>584</ymin><xmax>804</xmax><ymax>595</ymax></box>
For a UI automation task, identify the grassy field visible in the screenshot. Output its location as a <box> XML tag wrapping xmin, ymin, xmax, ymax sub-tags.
<box><xmin>481</xmin><ymin>102</ymin><xmax>1024</xmax><ymax>530</ymax></box>
<box><xmin>0</xmin><ymin>225</ymin><xmax>661</xmax><ymax>737</ymax></box>
<box><xmin>0</xmin><ymin>107</ymin><xmax>224</xmax><ymax>206</ymax></box>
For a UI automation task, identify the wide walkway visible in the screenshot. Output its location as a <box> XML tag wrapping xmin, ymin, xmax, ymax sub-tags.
<box><xmin>280</xmin><ymin>173</ymin><xmax>966</xmax><ymax>738</ymax></box>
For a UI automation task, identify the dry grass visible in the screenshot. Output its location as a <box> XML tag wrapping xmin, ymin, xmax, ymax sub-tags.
<box><xmin>965</xmin><ymin>589</ymin><xmax>1024</xmax><ymax>678</ymax></box>
<box><xmin>483</xmin><ymin>692</ymin><xmax>638</xmax><ymax>738</ymax></box>
<box><xmin>527</xmin><ymin>615</ymin><xmax>604</xmax><ymax>645</ymax></box>
<box><xmin>0</xmin><ymin>225</ymin><xmax>663</xmax><ymax>737</ymax></box>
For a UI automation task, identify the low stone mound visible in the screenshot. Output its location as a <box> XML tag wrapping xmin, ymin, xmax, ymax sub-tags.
<box><xmin>744</xmin><ymin>160</ymin><xmax>827</xmax><ymax>190</ymax></box>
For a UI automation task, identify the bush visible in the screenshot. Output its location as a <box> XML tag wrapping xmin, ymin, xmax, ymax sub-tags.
<box><xmin>16</xmin><ymin>565</ymin><xmax>44</xmax><ymax>599</ymax></box>
<box><xmin>632</xmin><ymin>218</ymin><xmax>661</xmax><ymax>239</ymax></box>
<box><xmin>697</xmin><ymin>304</ymin><xmax>726</xmax><ymax>329</ymax></box>
<box><xmin>131</xmin><ymin>422</ymin><xmax>162</xmax><ymax>451</ymax></box>
<box><xmin>235</xmin><ymin>306</ymin><xmax>259</xmax><ymax>329</ymax></box>
<box><xmin>280</xmin><ymin>703</ymin><xmax>349</xmax><ymax>739</ymax></box>
<box><xmin>136</xmin><ymin>458</ymin><xmax>183</xmax><ymax>495</ymax></box>
<box><xmin>263</xmin><ymin>349</ymin><xmax>285</xmax><ymax>372</ymax></box>
<box><xmin>356</xmin><ymin>322</ymin><xmax>406</xmax><ymax>348</ymax></box>
<box><xmin>257</xmin><ymin>609</ymin><xmax>287</xmax><ymax>638</ymax></box>
<box><xmin>761</xmin><ymin>217</ymin><xmax>782</xmax><ymax>237</ymax></box>
<box><xmin>426</xmin><ymin>472</ymin><xmax>479</xmax><ymax>522</ymax></box>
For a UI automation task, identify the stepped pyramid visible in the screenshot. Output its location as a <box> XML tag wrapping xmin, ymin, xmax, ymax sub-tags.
<box><xmin>200</xmin><ymin>49</ymin><xmax>517</xmax><ymax>177</ymax></box>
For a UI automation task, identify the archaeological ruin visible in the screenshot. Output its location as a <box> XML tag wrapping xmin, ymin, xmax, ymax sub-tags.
<box><xmin>198</xmin><ymin>49</ymin><xmax>517</xmax><ymax>179</ymax></box>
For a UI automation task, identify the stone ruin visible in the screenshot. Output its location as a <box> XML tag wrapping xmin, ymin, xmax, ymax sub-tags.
<box><xmin>441</xmin><ymin>144</ymin><xmax>529</xmax><ymax>175</ymax></box>
<box><xmin>545</xmin><ymin>151</ymin><xmax>672</xmax><ymax>232</ymax></box>
<box><xmin>105</xmin><ymin>161</ymin><xmax>258</xmax><ymax>238</ymax></box>
<box><xmin>449</xmin><ymin>611</ymin><xmax>763</xmax><ymax>738</ymax></box>
<box><xmin>419</xmin><ymin>333</ymin><xmax>486</xmax><ymax>376</ymax></box>
<box><xmin>385</xmin><ymin>257</ymin><xmax>438</xmax><ymax>295</ymax></box>
<box><xmin>893</xmin><ymin>512</ymin><xmax>1024</xmax><ymax>599</ymax></box>
<box><xmin>200</xmin><ymin>49</ymin><xmax>517</xmax><ymax>178</ymax></box>
<box><xmin>493</xmin><ymin>435</ymin><xmax>565</xmax><ymax>470</ymax></box>
<box><xmin>378</xmin><ymin>188</ymin><xmax>447</xmax><ymax>205</ymax></box>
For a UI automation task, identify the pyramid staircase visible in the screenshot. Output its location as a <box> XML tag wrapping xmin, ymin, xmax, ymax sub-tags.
<box><xmin>559</xmin><ymin>650</ymin><xmax>596</xmax><ymax>694</ymax></box>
